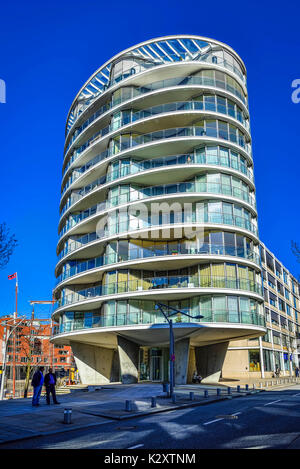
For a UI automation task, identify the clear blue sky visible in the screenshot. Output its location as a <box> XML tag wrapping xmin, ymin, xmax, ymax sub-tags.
<box><xmin>0</xmin><ymin>0</ymin><xmax>299</xmax><ymax>315</ymax></box>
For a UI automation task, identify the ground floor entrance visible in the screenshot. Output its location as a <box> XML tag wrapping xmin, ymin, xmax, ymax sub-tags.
<box><xmin>139</xmin><ymin>347</ymin><xmax>169</xmax><ymax>382</ymax></box>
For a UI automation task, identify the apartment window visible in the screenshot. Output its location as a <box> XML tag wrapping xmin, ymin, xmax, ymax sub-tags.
<box><xmin>293</xmin><ymin>296</ymin><xmax>297</xmax><ymax>308</ymax></box>
<box><xmin>268</xmin><ymin>273</ymin><xmax>276</xmax><ymax>290</ymax></box>
<box><xmin>269</xmin><ymin>292</ymin><xmax>277</xmax><ymax>307</ymax></box>
<box><xmin>271</xmin><ymin>311</ymin><xmax>279</xmax><ymax>326</ymax></box>
<box><xmin>275</xmin><ymin>262</ymin><xmax>282</xmax><ymax>278</ymax></box>
<box><xmin>285</xmin><ymin>289</ymin><xmax>290</xmax><ymax>300</ymax></box>
<box><xmin>262</xmin><ymin>329</ymin><xmax>271</xmax><ymax>343</ymax></box>
<box><xmin>278</xmin><ymin>299</ymin><xmax>285</xmax><ymax>312</ymax></box>
<box><xmin>277</xmin><ymin>281</ymin><xmax>284</xmax><ymax>296</ymax></box>
<box><xmin>260</xmin><ymin>247</ymin><xmax>266</xmax><ymax>263</ymax></box>
<box><xmin>266</xmin><ymin>252</ymin><xmax>274</xmax><ymax>272</ymax></box>
<box><xmin>273</xmin><ymin>331</ymin><xmax>281</xmax><ymax>346</ymax></box>
<box><xmin>283</xmin><ymin>271</ymin><xmax>288</xmax><ymax>284</ymax></box>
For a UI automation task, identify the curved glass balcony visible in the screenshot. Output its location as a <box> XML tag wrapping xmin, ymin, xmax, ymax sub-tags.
<box><xmin>66</xmin><ymin>40</ymin><xmax>247</xmax><ymax>134</ymax></box>
<box><xmin>55</xmin><ymin>308</ymin><xmax>265</xmax><ymax>335</ymax></box>
<box><xmin>58</xmin><ymin>208</ymin><xmax>258</xmax><ymax>262</ymax></box>
<box><xmin>56</xmin><ymin>274</ymin><xmax>263</xmax><ymax>310</ymax></box>
<box><xmin>62</xmin><ymin>145</ymin><xmax>254</xmax><ymax>200</ymax></box>
<box><xmin>65</xmin><ymin>94</ymin><xmax>249</xmax><ymax>161</ymax></box>
<box><xmin>61</xmin><ymin>124</ymin><xmax>252</xmax><ymax>209</ymax></box>
<box><xmin>59</xmin><ymin>179</ymin><xmax>256</xmax><ymax>240</ymax></box>
<box><xmin>65</xmin><ymin>72</ymin><xmax>247</xmax><ymax>153</ymax></box>
<box><xmin>55</xmin><ymin>243</ymin><xmax>260</xmax><ymax>286</ymax></box>
<box><xmin>64</xmin><ymin>111</ymin><xmax>250</xmax><ymax>180</ymax></box>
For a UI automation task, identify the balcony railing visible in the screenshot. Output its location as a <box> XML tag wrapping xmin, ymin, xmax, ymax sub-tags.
<box><xmin>57</xmin><ymin>212</ymin><xmax>258</xmax><ymax>262</ymax></box>
<box><xmin>56</xmin><ymin>243</ymin><xmax>260</xmax><ymax>286</ymax></box>
<box><xmin>54</xmin><ymin>309</ymin><xmax>265</xmax><ymax>335</ymax></box>
<box><xmin>59</xmin><ymin>180</ymin><xmax>256</xmax><ymax>239</ymax></box>
<box><xmin>55</xmin><ymin>274</ymin><xmax>263</xmax><ymax>310</ymax></box>
<box><xmin>64</xmin><ymin>96</ymin><xmax>249</xmax><ymax>163</ymax></box>
<box><xmin>66</xmin><ymin>62</ymin><xmax>247</xmax><ymax>137</ymax></box>
<box><xmin>62</xmin><ymin>123</ymin><xmax>252</xmax><ymax>191</ymax></box>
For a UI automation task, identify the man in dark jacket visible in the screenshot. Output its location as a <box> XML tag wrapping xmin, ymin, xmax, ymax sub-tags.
<box><xmin>44</xmin><ymin>368</ymin><xmax>60</xmax><ymax>405</ymax></box>
<box><xmin>31</xmin><ymin>366</ymin><xmax>44</xmax><ymax>406</ymax></box>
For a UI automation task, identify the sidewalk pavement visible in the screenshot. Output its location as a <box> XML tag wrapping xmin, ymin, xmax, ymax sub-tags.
<box><xmin>0</xmin><ymin>378</ymin><xmax>297</xmax><ymax>445</ymax></box>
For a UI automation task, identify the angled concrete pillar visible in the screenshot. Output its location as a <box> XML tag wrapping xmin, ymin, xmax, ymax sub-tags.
<box><xmin>117</xmin><ymin>336</ymin><xmax>139</xmax><ymax>384</ymax></box>
<box><xmin>195</xmin><ymin>341</ymin><xmax>229</xmax><ymax>384</ymax></box>
<box><xmin>71</xmin><ymin>341</ymin><xmax>115</xmax><ymax>385</ymax></box>
<box><xmin>175</xmin><ymin>338</ymin><xmax>190</xmax><ymax>385</ymax></box>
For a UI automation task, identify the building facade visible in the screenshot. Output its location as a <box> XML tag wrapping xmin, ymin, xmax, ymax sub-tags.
<box><xmin>52</xmin><ymin>35</ymin><xmax>266</xmax><ymax>385</ymax></box>
<box><xmin>223</xmin><ymin>242</ymin><xmax>300</xmax><ymax>379</ymax></box>
<box><xmin>0</xmin><ymin>315</ymin><xmax>74</xmax><ymax>382</ymax></box>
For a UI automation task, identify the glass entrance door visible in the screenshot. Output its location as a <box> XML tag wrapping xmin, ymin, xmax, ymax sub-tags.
<box><xmin>150</xmin><ymin>349</ymin><xmax>163</xmax><ymax>381</ymax></box>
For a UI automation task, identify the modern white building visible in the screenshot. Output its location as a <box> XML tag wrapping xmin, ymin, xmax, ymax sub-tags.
<box><xmin>52</xmin><ymin>35</ymin><xmax>266</xmax><ymax>385</ymax></box>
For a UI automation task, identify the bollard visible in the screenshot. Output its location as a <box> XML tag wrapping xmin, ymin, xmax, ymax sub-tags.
<box><xmin>189</xmin><ymin>392</ymin><xmax>194</xmax><ymax>401</ymax></box>
<box><xmin>204</xmin><ymin>390</ymin><xmax>209</xmax><ymax>398</ymax></box>
<box><xmin>245</xmin><ymin>384</ymin><xmax>249</xmax><ymax>391</ymax></box>
<box><xmin>271</xmin><ymin>381</ymin><xmax>274</xmax><ymax>386</ymax></box>
<box><xmin>260</xmin><ymin>382</ymin><xmax>263</xmax><ymax>389</ymax></box>
<box><xmin>217</xmin><ymin>388</ymin><xmax>221</xmax><ymax>396</ymax></box>
<box><xmin>253</xmin><ymin>384</ymin><xmax>256</xmax><ymax>390</ymax></box>
<box><xmin>63</xmin><ymin>408</ymin><xmax>72</xmax><ymax>424</ymax></box>
<box><xmin>151</xmin><ymin>397</ymin><xmax>157</xmax><ymax>408</ymax></box>
<box><xmin>125</xmin><ymin>400</ymin><xmax>132</xmax><ymax>412</ymax></box>
<box><xmin>265</xmin><ymin>382</ymin><xmax>268</xmax><ymax>387</ymax></box>
<box><xmin>172</xmin><ymin>394</ymin><xmax>176</xmax><ymax>403</ymax></box>
<box><xmin>162</xmin><ymin>383</ymin><xmax>169</xmax><ymax>393</ymax></box>
<box><xmin>237</xmin><ymin>385</ymin><xmax>241</xmax><ymax>392</ymax></box>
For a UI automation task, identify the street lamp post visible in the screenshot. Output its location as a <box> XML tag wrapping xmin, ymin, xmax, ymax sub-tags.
<box><xmin>0</xmin><ymin>316</ymin><xmax>26</xmax><ymax>400</ymax></box>
<box><xmin>155</xmin><ymin>303</ymin><xmax>203</xmax><ymax>397</ymax></box>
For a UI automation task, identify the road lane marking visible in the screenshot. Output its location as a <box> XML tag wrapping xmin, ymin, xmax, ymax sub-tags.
<box><xmin>203</xmin><ymin>418</ymin><xmax>224</xmax><ymax>425</ymax></box>
<box><xmin>292</xmin><ymin>393</ymin><xmax>300</xmax><ymax>397</ymax></box>
<box><xmin>204</xmin><ymin>411</ymin><xmax>242</xmax><ymax>425</ymax></box>
<box><xmin>128</xmin><ymin>444</ymin><xmax>144</xmax><ymax>449</ymax></box>
<box><xmin>263</xmin><ymin>400</ymin><xmax>281</xmax><ymax>406</ymax></box>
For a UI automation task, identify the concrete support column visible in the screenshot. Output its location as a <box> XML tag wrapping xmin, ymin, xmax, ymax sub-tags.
<box><xmin>117</xmin><ymin>336</ymin><xmax>139</xmax><ymax>384</ymax></box>
<box><xmin>195</xmin><ymin>341</ymin><xmax>229</xmax><ymax>384</ymax></box>
<box><xmin>174</xmin><ymin>338</ymin><xmax>190</xmax><ymax>385</ymax></box>
<box><xmin>71</xmin><ymin>342</ymin><xmax>115</xmax><ymax>385</ymax></box>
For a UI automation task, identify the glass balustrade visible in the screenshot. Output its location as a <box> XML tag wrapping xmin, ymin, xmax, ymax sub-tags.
<box><xmin>57</xmin><ymin>211</ymin><xmax>258</xmax><ymax>262</ymax></box>
<box><xmin>55</xmin><ymin>309</ymin><xmax>265</xmax><ymax>334</ymax></box>
<box><xmin>61</xmin><ymin>123</ymin><xmax>252</xmax><ymax>208</ymax></box>
<box><xmin>61</xmin><ymin>125</ymin><xmax>250</xmax><ymax>217</ymax></box>
<box><xmin>66</xmin><ymin>62</ymin><xmax>247</xmax><ymax>137</ymax></box>
<box><xmin>62</xmin><ymin>146</ymin><xmax>254</xmax><ymax>199</ymax></box>
<box><xmin>56</xmin><ymin>243</ymin><xmax>260</xmax><ymax>286</ymax></box>
<box><xmin>63</xmin><ymin>104</ymin><xmax>250</xmax><ymax>178</ymax></box>
<box><xmin>64</xmin><ymin>95</ymin><xmax>249</xmax><ymax>160</ymax></box>
<box><xmin>59</xmin><ymin>180</ymin><xmax>256</xmax><ymax>238</ymax></box>
<box><xmin>56</xmin><ymin>274</ymin><xmax>263</xmax><ymax>310</ymax></box>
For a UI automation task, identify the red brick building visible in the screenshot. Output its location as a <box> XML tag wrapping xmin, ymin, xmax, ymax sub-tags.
<box><xmin>0</xmin><ymin>314</ymin><xmax>75</xmax><ymax>381</ymax></box>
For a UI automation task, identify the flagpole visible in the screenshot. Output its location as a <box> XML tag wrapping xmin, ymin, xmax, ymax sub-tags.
<box><xmin>12</xmin><ymin>274</ymin><xmax>18</xmax><ymax>398</ymax></box>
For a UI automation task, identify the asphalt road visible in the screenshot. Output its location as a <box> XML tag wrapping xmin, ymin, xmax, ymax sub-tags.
<box><xmin>2</xmin><ymin>385</ymin><xmax>300</xmax><ymax>450</ymax></box>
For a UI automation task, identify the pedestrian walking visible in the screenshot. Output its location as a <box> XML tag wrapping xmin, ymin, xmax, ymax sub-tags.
<box><xmin>31</xmin><ymin>366</ymin><xmax>44</xmax><ymax>407</ymax></box>
<box><xmin>44</xmin><ymin>368</ymin><xmax>60</xmax><ymax>405</ymax></box>
<box><xmin>295</xmin><ymin>367</ymin><xmax>299</xmax><ymax>378</ymax></box>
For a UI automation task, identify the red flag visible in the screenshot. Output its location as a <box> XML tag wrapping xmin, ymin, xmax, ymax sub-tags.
<box><xmin>8</xmin><ymin>273</ymin><xmax>17</xmax><ymax>280</ymax></box>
